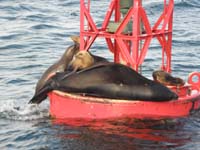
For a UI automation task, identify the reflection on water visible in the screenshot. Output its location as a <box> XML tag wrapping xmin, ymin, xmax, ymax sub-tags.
<box><xmin>50</xmin><ymin>117</ymin><xmax>194</xmax><ymax>150</ymax></box>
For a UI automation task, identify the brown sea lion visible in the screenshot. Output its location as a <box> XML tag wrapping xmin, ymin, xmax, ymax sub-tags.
<box><xmin>35</xmin><ymin>36</ymin><xmax>80</xmax><ymax>95</ymax></box>
<box><xmin>68</xmin><ymin>51</ymin><xmax>95</xmax><ymax>71</ymax></box>
<box><xmin>29</xmin><ymin>63</ymin><xmax>178</xmax><ymax>104</ymax></box>
<box><xmin>152</xmin><ymin>70</ymin><xmax>185</xmax><ymax>86</ymax></box>
<box><xmin>29</xmin><ymin>51</ymin><xmax>109</xmax><ymax>104</ymax></box>
<box><xmin>68</xmin><ymin>51</ymin><xmax>109</xmax><ymax>71</ymax></box>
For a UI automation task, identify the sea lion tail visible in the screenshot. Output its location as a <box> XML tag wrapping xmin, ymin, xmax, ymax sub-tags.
<box><xmin>28</xmin><ymin>84</ymin><xmax>53</xmax><ymax>104</ymax></box>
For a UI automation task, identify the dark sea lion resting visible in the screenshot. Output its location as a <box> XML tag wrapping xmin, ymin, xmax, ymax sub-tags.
<box><xmin>34</xmin><ymin>36</ymin><xmax>80</xmax><ymax>98</ymax></box>
<box><xmin>152</xmin><ymin>70</ymin><xmax>185</xmax><ymax>86</ymax></box>
<box><xmin>29</xmin><ymin>63</ymin><xmax>178</xmax><ymax>104</ymax></box>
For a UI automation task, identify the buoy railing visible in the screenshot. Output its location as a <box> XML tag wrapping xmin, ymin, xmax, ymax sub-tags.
<box><xmin>80</xmin><ymin>0</ymin><xmax>174</xmax><ymax>72</ymax></box>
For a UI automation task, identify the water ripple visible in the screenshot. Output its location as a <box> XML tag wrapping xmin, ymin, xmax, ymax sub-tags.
<box><xmin>177</xmin><ymin>0</ymin><xmax>200</xmax><ymax>8</ymax></box>
<box><xmin>0</xmin><ymin>44</ymin><xmax>28</xmax><ymax>50</ymax></box>
<box><xmin>31</xmin><ymin>24</ymin><xmax>59</xmax><ymax>30</ymax></box>
<box><xmin>0</xmin><ymin>102</ymin><xmax>49</xmax><ymax>121</ymax></box>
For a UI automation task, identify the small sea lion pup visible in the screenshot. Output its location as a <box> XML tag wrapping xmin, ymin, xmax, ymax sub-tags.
<box><xmin>152</xmin><ymin>70</ymin><xmax>185</xmax><ymax>86</ymax></box>
<box><xmin>34</xmin><ymin>35</ymin><xmax>80</xmax><ymax>96</ymax></box>
<box><xmin>68</xmin><ymin>51</ymin><xmax>109</xmax><ymax>71</ymax></box>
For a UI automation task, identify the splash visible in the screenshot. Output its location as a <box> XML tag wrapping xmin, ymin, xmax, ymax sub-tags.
<box><xmin>0</xmin><ymin>101</ymin><xmax>49</xmax><ymax>121</ymax></box>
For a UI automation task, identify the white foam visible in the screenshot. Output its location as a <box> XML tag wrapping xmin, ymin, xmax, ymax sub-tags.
<box><xmin>0</xmin><ymin>101</ymin><xmax>49</xmax><ymax>121</ymax></box>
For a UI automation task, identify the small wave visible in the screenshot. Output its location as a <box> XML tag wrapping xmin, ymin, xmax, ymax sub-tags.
<box><xmin>58</xmin><ymin>1</ymin><xmax>80</xmax><ymax>7</ymax></box>
<box><xmin>0</xmin><ymin>33</ymin><xmax>24</xmax><ymax>40</ymax></box>
<box><xmin>0</xmin><ymin>16</ymin><xmax>16</xmax><ymax>21</ymax></box>
<box><xmin>25</xmin><ymin>14</ymin><xmax>58</xmax><ymax>22</ymax></box>
<box><xmin>19</xmin><ymin>4</ymin><xmax>34</xmax><ymax>12</ymax></box>
<box><xmin>70</xmin><ymin>12</ymin><xmax>79</xmax><ymax>17</ymax></box>
<box><xmin>31</xmin><ymin>24</ymin><xmax>59</xmax><ymax>30</ymax></box>
<box><xmin>0</xmin><ymin>101</ymin><xmax>49</xmax><ymax>121</ymax></box>
<box><xmin>176</xmin><ymin>0</ymin><xmax>200</xmax><ymax>8</ymax></box>
<box><xmin>7</xmin><ymin>78</ymin><xmax>28</xmax><ymax>85</ymax></box>
<box><xmin>0</xmin><ymin>44</ymin><xmax>28</xmax><ymax>50</ymax></box>
<box><xmin>0</xmin><ymin>5</ymin><xmax>19</xmax><ymax>12</ymax></box>
<box><xmin>13</xmin><ymin>64</ymin><xmax>43</xmax><ymax>70</ymax></box>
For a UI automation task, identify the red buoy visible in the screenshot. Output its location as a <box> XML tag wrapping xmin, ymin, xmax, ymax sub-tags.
<box><xmin>48</xmin><ymin>0</ymin><xmax>200</xmax><ymax>119</ymax></box>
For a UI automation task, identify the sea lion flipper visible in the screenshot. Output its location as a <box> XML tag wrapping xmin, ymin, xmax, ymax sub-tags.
<box><xmin>28</xmin><ymin>84</ymin><xmax>52</xmax><ymax>104</ymax></box>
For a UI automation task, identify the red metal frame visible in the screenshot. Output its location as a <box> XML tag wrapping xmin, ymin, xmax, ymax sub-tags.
<box><xmin>80</xmin><ymin>0</ymin><xmax>174</xmax><ymax>72</ymax></box>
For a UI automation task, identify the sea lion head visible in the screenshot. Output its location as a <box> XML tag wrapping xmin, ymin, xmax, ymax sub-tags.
<box><xmin>152</xmin><ymin>70</ymin><xmax>185</xmax><ymax>86</ymax></box>
<box><xmin>70</xmin><ymin>35</ymin><xmax>80</xmax><ymax>44</ymax></box>
<box><xmin>60</xmin><ymin>36</ymin><xmax>80</xmax><ymax>66</ymax></box>
<box><xmin>68</xmin><ymin>51</ymin><xmax>95</xmax><ymax>71</ymax></box>
<box><xmin>152</xmin><ymin>70</ymin><xmax>168</xmax><ymax>82</ymax></box>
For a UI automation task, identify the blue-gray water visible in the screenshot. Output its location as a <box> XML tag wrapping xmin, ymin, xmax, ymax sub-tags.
<box><xmin>0</xmin><ymin>0</ymin><xmax>200</xmax><ymax>149</ymax></box>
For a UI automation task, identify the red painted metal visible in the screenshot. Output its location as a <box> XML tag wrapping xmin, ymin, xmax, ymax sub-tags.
<box><xmin>48</xmin><ymin>76</ymin><xmax>200</xmax><ymax>119</ymax></box>
<box><xmin>80</xmin><ymin>0</ymin><xmax>174</xmax><ymax>72</ymax></box>
<box><xmin>188</xmin><ymin>72</ymin><xmax>200</xmax><ymax>91</ymax></box>
<box><xmin>48</xmin><ymin>72</ymin><xmax>200</xmax><ymax>119</ymax></box>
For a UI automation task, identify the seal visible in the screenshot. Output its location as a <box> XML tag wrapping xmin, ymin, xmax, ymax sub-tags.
<box><xmin>68</xmin><ymin>51</ymin><xmax>109</xmax><ymax>71</ymax></box>
<box><xmin>34</xmin><ymin>35</ymin><xmax>80</xmax><ymax>96</ymax></box>
<box><xmin>152</xmin><ymin>70</ymin><xmax>185</xmax><ymax>86</ymax></box>
<box><xmin>29</xmin><ymin>63</ymin><xmax>178</xmax><ymax>104</ymax></box>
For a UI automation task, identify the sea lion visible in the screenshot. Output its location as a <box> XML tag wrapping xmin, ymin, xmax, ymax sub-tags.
<box><xmin>152</xmin><ymin>70</ymin><xmax>185</xmax><ymax>86</ymax></box>
<box><xmin>29</xmin><ymin>63</ymin><xmax>178</xmax><ymax>104</ymax></box>
<box><xmin>68</xmin><ymin>51</ymin><xmax>109</xmax><ymax>71</ymax></box>
<box><xmin>34</xmin><ymin>35</ymin><xmax>80</xmax><ymax>95</ymax></box>
<box><xmin>68</xmin><ymin>51</ymin><xmax>95</xmax><ymax>71</ymax></box>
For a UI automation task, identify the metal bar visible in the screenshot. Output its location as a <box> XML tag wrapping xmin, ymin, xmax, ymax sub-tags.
<box><xmin>161</xmin><ymin>0</ymin><xmax>174</xmax><ymax>32</ymax></box>
<box><xmin>83</xmin><ymin>4</ymin><xmax>98</xmax><ymax>32</ymax></box>
<box><xmin>137</xmin><ymin>6</ymin><xmax>152</xmax><ymax>66</ymax></box>
<box><xmin>82</xmin><ymin>30</ymin><xmax>171</xmax><ymax>40</ymax></box>
<box><xmin>115</xmin><ymin>0</ymin><xmax>120</xmax><ymax>22</ymax></box>
<box><xmin>84</xmin><ymin>35</ymin><xmax>98</xmax><ymax>51</ymax></box>
<box><xmin>102</xmin><ymin>0</ymin><xmax>116</xmax><ymax>29</ymax></box>
<box><xmin>131</xmin><ymin>0</ymin><xmax>141</xmax><ymax>70</ymax></box>
<box><xmin>156</xmin><ymin>35</ymin><xmax>166</xmax><ymax>70</ymax></box>
<box><xmin>140</xmin><ymin>7</ymin><xmax>151</xmax><ymax>34</ymax></box>
<box><xmin>138</xmin><ymin>38</ymin><xmax>152</xmax><ymax>65</ymax></box>
<box><xmin>166</xmin><ymin>2</ymin><xmax>173</xmax><ymax>72</ymax></box>
<box><xmin>80</xmin><ymin>0</ymin><xmax>85</xmax><ymax>50</ymax></box>
<box><xmin>116</xmin><ymin>8</ymin><xmax>134</xmax><ymax>34</ymax></box>
<box><xmin>116</xmin><ymin>38</ymin><xmax>136</xmax><ymax>64</ymax></box>
<box><xmin>105</xmin><ymin>38</ymin><xmax>115</xmax><ymax>53</ymax></box>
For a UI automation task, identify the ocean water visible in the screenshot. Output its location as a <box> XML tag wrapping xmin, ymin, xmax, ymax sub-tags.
<box><xmin>0</xmin><ymin>0</ymin><xmax>200</xmax><ymax>149</ymax></box>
